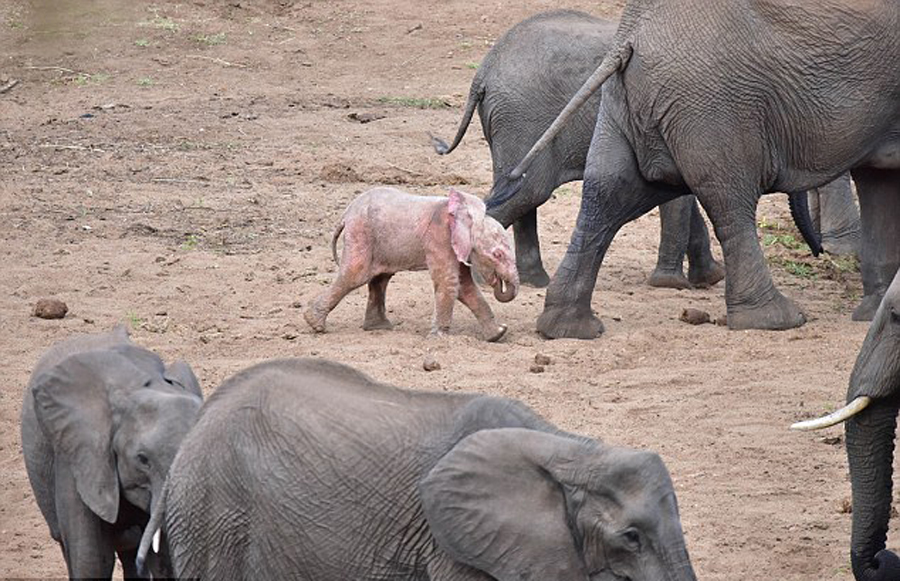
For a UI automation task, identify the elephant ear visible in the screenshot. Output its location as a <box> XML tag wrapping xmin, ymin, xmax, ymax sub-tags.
<box><xmin>420</xmin><ymin>428</ymin><xmax>589</xmax><ymax>580</ymax></box>
<box><xmin>164</xmin><ymin>360</ymin><xmax>203</xmax><ymax>400</ymax></box>
<box><xmin>30</xmin><ymin>351</ymin><xmax>135</xmax><ymax>523</ymax></box>
<box><xmin>448</xmin><ymin>188</ymin><xmax>487</xmax><ymax>266</ymax></box>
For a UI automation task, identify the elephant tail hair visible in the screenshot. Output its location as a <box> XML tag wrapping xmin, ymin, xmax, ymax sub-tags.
<box><xmin>788</xmin><ymin>191</ymin><xmax>823</xmax><ymax>257</ymax></box>
<box><xmin>136</xmin><ymin>488</ymin><xmax>167</xmax><ymax>576</ymax></box>
<box><xmin>487</xmin><ymin>42</ymin><xmax>633</xmax><ymax>211</ymax></box>
<box><xmin>331</xmin><ymin>220</ymin><xmax>345</xmax><ymax>266</ymax></box>
<box><xmin>430</xmin><ymin>79</ymin><xmax>485</xmax><ymax>156</ymax></box>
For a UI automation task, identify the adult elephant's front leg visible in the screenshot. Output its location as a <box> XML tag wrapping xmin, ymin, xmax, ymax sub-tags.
<box><xmin>697</xmin><ymin>190</ymin><xmax>805</xmax><ymax>330</ymax></box>
<box><xmin>513</xmin><ymin>209</ymin><xmax>551</xmax><ymax>288</ymax></box>
<box><xmin>537</xmin><ymin>118</ymin><xmax>676</xmax><ymax>339</ymax></box>
<box><xmin>852</xmin><ymin>168</ymin><xmax>900</xmax><ymax>321</ymax></box>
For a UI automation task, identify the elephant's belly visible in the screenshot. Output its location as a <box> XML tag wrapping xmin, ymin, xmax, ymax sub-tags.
<box><xmin>862</xmin><ymin>133</ymin><xmax>900</xmax><ymax>169</ymax></box>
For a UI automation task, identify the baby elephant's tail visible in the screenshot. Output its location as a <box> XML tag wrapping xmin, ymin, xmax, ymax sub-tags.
<box><xmin>331</xmin><ymin>220</ymin><xmax>345</xmax><ymax>266</ymax></box>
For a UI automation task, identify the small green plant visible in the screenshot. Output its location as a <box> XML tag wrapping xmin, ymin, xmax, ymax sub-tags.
<box><xmin>182</xmin><ymin>234</ymin><xmax>201</xmax><ymax>250</ymax></box>
<box><xmin>134</xmin><ymin>38</ymin><xmax>150</xmax><ymax>47</ymax></box>
<box><xmin>762</xmin><ymin>232</ymin><xmax>806</xmax><ymax>251</ymax></box>
<box><xmin>74</xmin><ymin>73</ymin><xmax>111</xmax><ymax>86</ymax></box>
<box><xmin>465</xmin><ymin>62</ymin><xmax>479</xmax><ymax>70</ymax></box>
<box><xmin>770</xmin><ymin>256</ymin><xmax>816</xmax><ymax>279</ymax></box>
<box><xmin>195</xmin><ymin>32</ymin><xmax>226</xmax><ymax>45</ymax></box>
<box><xmin>151</xmin><ymin>15</ymin><xmax>179</xmax><ymax>31</ymax></box>
<box><xmin>137</xmin><ymin>77</ymin><xmax>154</xmax><ymax>87</ymax></box>
<box><xmin>125</xmin><ymin>312</ymin><xmax>143</xmax><ymax>329</ymax></box>
<box><xmin>7</xmin><ymin>20</ymin><xmax>23</xmax><ymax>29</ymax></box>
<box><xmin>376</xmin><ymin>96</ymin><xmax>450</xmax><ymax>109</ymax></box>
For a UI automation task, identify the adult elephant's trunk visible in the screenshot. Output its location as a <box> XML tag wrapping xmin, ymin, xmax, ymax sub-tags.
<box><xmin>493</xmin><ymin>276</ymin><xmax>518</xmax><ymax>303</ymax></box>
<box><xmin>846</xmin><ymin>402</ymin><xmax>900</xmax><ymax>581</ymax></box>
<box><xmin>788</xmin><ymin>191</ymin><xmax>823</xmax><ymax>257</ymax></box>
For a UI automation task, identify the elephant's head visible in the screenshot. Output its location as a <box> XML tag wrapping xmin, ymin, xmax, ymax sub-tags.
<box><xmin>420</xmin><ymin>428</ymin><xmax>696</xmax><ymax>581</ymax></box>
<box><xmin>792</xmin><ymin>270</ymin><xmax>900</xmax><ymax>581</ymax></box>
<box><xmin>30</xmin><ymin>343</ymin><xmax>203</xmax><ymax>525</ymax></box>
<box><xmin>448</xmin><ymin>187</ymin><xmax>519</xmax><ymax>302</ymax></box>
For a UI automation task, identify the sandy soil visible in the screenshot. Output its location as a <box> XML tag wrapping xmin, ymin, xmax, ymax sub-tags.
<box><xmin>0</xmin><ymin>1</ymin><xmax>890</xmax><ymax>578</ymax></box>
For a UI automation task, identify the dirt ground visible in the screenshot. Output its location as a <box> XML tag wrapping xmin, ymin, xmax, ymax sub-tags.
<box><xmin>0</xmin><ymin>0</ymin><xmax>891</xmax><ymax>578</ymax></box>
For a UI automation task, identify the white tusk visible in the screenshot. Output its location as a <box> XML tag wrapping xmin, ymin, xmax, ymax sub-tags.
<box><xmin>790</xmin><ymin>396</ymin><xmax>872</xmax><ymax>431</ymax></box>
<box><xmin>152</xmin><ymin>529</ymin><xmax>161</xmax><ymax>554</ymax></box>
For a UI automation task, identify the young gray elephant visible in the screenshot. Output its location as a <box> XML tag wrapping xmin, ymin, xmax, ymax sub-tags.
<box><xmin>138</xmin><ymin>358</ymin><xmax>697</xmax><ymax>581</ymax></box>
<box><xmin>304</xmin><ymin>187</ymin><xmax>518</xmax><ymax>341</ymax></box>
<box><xmin>20</xmin><ymin>326</ymin><xmax>203</xmax><ymax>579</ymax></box>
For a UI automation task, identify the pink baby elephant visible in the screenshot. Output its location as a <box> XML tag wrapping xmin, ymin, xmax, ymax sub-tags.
<box><xmin>304</xmin><ymin>187</ymin><xmax>519</xmax><ymax>341</ymax></box>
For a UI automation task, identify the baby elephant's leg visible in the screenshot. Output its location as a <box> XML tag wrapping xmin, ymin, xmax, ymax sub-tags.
<box><xmin>304</xmin><ymin>261</ymin><xmax>370</xmax><ymax>333</ymax></box>
<box><xmin>429</xmin><ymin>264</ymin><xmax>460</xmax><ymax>338</ymax></box>
<box><xmin>458</xmin><ymin>267</ymin><xmax>507</xmax><ymax>342</ymax></box>
<box><xmin>363</xmin><ymin>273</ymin><xmax>393</xmax><ymax>330</ymax></box>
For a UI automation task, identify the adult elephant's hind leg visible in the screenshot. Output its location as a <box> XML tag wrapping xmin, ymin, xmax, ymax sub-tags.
<box><xmin>686</xmin><ymin>198</ymin><xmax>725</xmax><ymax>288</ymax></box>
<box><xmin>852</xmin><ymin>168</ymin><xmax>900</xmax><ymax>321</ymax></box>
<box><xmin>696</xmin><ymin>187</ymin><xmax>805</xmax><ymax>330</ymax></box>
<box><xmin>513</xmin><ymin>209</ymin><xmax>551</xmax><ymax>288</ymax></box>
<box><xmin>647</xmin><ymin>196</ymin><xmax>692</xmax><ymax>289</ymax></box>
<box><xmin>537</xmin><ymin>119</ymin><xmax>676</xmax><ymax>340</ymax></box>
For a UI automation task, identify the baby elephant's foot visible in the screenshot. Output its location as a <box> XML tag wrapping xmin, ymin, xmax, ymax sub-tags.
<box><xmin>363</xmin><ymin>316</ymin><xmax>393</xmax><ymax>331</ymax></box>
<box><xmin>303</xmin><ymin>308</ymin><xmax>327</xmax><ymax>333</ymax></box>
<box><xmin>428</xmin><ymin>327</ymin><xmax>450</xmax><ymax>340</ymax></box>
<box><xmin>484</xmin><ymin>324</ymin><xmax>508</xmax><ymax>343</ymax></box>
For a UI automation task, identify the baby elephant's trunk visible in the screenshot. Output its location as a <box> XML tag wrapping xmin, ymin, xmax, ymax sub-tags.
<box><xmin>493</xmin><ymin>276</ymin><xmax>518</xmax><ymax>303</ymax></box>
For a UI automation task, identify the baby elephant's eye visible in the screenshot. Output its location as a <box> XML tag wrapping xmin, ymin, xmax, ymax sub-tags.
<box><xmin>137</xmin><ymin>453</ymin><xmax>151</xmax><ymax>467</ymax></box>
<box><xmin>891</xmin><ymin>306</ymin><xmax>900</xmax><ymax>324</ymax></box>
<box><xmin>621</xmin><ymin>529</ymin><xmax>641</xmax><ymax>552</ymax></box>
<box><xmin>492</xmin><ymin>248</ymin><xmax>505</xmax><ymax>260</ymax></box>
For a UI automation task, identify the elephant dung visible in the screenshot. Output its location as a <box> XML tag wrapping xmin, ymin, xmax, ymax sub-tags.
<box><xmin>423</xmin><ymin>354</ymin><xmax>441</xmax><ymax>372</ymax></box>
<box><xmin>679</xmin><ymin>308</ymin><xmax>711</xmax><ymax>325</ymax></box>
<box><xmin>33</xmin><ymin>299</ymin><xmax>68</xmax><ymax>320</ymax></box>
<box><xmin>534</xmin><ymin>353</ymin><xmax>552</xmax><ymax>366</ymax></box>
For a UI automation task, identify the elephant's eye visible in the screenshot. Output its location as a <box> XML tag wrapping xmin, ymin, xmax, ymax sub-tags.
<box><xmin>492</xmin><ymin>248</ymin><xmax>505</xmax><ymax>260</ymax></box>
<box><xmin>621</xmin><ymin>529</ymin><xmax>641</xmax><ymax>552</ymax></box>
<box><xmin>137</xmin><ymin>452</ymin><xmax>151</xmax><ymax>467</ymax></box>
<box><xmin>890</xmin><ymin>306</ymin><xmax>900</xmax><ymax>325</ymax></box>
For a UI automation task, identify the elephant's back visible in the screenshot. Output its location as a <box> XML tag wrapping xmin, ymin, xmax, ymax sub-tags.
<box><xmin>165</xmin><ymin>358</ymin><xmax>476</xmax><ymax>579</ymax></box>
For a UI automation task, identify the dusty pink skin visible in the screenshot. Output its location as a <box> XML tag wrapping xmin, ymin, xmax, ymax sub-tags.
<box><xmin>304</xmin><ymin>187</ymin><xmax>519</xmax><ymax>341</ymax></box>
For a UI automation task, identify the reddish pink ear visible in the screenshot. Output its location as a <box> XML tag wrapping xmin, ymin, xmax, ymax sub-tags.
<box><xmin>448</xmin><ymin>188</ymin><xmax>473</xmax><ymax>265</ymax></box>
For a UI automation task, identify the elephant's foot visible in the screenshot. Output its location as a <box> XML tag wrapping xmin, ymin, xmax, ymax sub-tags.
<box><xmin>518</xmin><ymin>266</ymin><xmax>551</xmax><ymax>288</ymax></box>
<box><xmin>362</xmin><ymin>316</ymin><xmax>393</xmax><ymax>331</ymax></box>
<box><xmin>726</xmin><ymin>293</ymin><xmax>806</xmax><ymax>331</ymax></box>
<box><xmin>483</xmin><ymin>324</ymin><xmax>508</xmax><ymax>343</ymax></box>
<box><xmin>688</xmin><ymin>260</ymin><xmax>725</xmax><ymax>289</ymax></box>
<box><xmin>647</xmin><ymin>269</ymin><xmax>692</xmax><ymax>290</ymax></box>
<box><xmin>852</xmin><ymin>293</ymin><xmax>884</xmax><ymax>322</ymax></box>
<box><xmin>536</xmin><ymin>305</ymin><xmax>604</xmax><ymax>340</ymax></box>
<box><xmin>303</xmin><ymin>308</ymin><xmax>327</xmax><ymax>333</ymax></box>
<box><xmin>821</xmin><ymin>234</ymin><xmax>860</xmax><ymax>257</ymax></box>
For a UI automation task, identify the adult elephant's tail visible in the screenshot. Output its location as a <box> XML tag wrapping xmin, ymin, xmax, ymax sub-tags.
<box><xmin>487</xmin><ymin>42</ymin><xmax>633</xmax><ymax>211</ymax></box>
<box><xmin>430</xmin><ymin>78</ymin><xmax>485</xmax><ymax>155</ymax></box>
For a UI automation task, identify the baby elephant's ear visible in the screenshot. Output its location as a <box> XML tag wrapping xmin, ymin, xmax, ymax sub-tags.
<box><xmin>164</xmin><ymin>360</ymin><xmax>203</xmax><ymax>400</ymax></box>
<box><xmin>30</xmin><ymin>351</ymin><xmax>122</xmax><ymax>523</ymax></box>
<box><xmin>420</xmin><ymin>428</ymin><xmax>589</xmax><ymax>580</ymax></box>
<box><xmin>447</xmin><ymin>188</ymin><xmax>487</xmax><ymax>265</ymax></box>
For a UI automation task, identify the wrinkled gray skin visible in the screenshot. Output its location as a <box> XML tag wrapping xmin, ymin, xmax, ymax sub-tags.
<box><xmin>20</xmin><ymin>326</ymin><xmax>202</xmax><ymax>579</ymax></box>
<box><xmin>433</xmin><ymin>10</ymin><xmax>724</xmax><ymax>291</ymax></box>
<box><xmin>808</xmin><ymin>173</ymin><xmax>861</xmax><ymax>257</ymax></box>
<box><xmin>843</xmin><ymin>270</ymin><xmax>900</xmax><ymax>581</ymax></box>
<box><xmin>143</xmin><ymin>359</ymin><xmax>696</xmax><ymax>581</ymax></box>
<box><xmin>304</xmin><ymin>187</ymin><xmax>518</xmax><ymax>341</ymax></box>
<box><xmin>494</xmin><ymin>0</ymin><xmax>900</xmax><ymax>338</ymax></box>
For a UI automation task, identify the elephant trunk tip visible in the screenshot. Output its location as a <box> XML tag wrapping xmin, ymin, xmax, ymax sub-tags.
<box><xmin>852</xmin><ymin>549</ymin><xmax>900</xmax><ymax>581</ymax></box>
<box><xmin>493</xmin><ymin>277</ymin><xmax>518</xmax><ymax>303</ymax></box>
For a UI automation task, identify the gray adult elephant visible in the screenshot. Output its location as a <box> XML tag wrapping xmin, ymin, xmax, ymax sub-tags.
<box><xmin>20</xmin><ymin>326</ymin><xmax>202</xmax><ymax>579</ymax></box>
<box><xmin>138</xmin><ymin>358</ymin><xmax>697</xmax><ymax>581</ymax></box>
<box><xmin>489</xmin><ymin>0</ymin><xmax>899</xmax><ymax>338</ymax></box>
<box><xmin>433</xmin><ymin>9</ymin><xmax>861</xmax><ymax>291</ymax></box>
<box><xmin>433</xmin><ymin>10</ymin><xmax>723</xmax><ymax>290</ymax></box>
<box><xmin>792</xmin><ymin>269</ymin><xmax>900</xmax><ymax>581</ymax></box>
